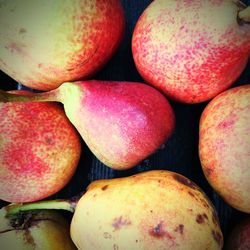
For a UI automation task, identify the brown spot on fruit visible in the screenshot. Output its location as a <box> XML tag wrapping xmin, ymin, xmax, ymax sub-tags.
<box><xmin>204</xmin><ymin>167</ymin><xmax>214</xmax><ymax>177</ymax></box>
<box><xmin>173</xmin><ymin>174</ymin><xmax>199</xmax><ymax>190</ymax></box>
<box><xmin>113</xmin><ymin>244</ymin><xmax>119</xmax><ymax>250</ymax></box>
<box><xmin>19</xmin><ymin>28</ymin><xmax>26</xmax><ymax>34</ymax></box>
<box><xmin>212</xmin><ymin>230</ymin><xmax>223</xmax><ymax>247</ymax></box>
<box><xmin>196</xmin><ymin>213</ymin><xmax>208</xmax><ymax>224</ymax></box>
<box><xmin>103</xmin><ymin>232</ymin><xmax>112</xmax><ymax>239</ymax></box>
<box><xmin>174</xmin><ymin>224</ymin><xmax>184</xmax><ymax>234</ymax></box>
<box><xmin>112</xmin><ymin>216</ymin><xmax>131</xmax><ymax>230</ymax></box>
<box><xmin>101</xmin><ymin>185</ymin><xmax>109</xmax><ymax>191</ymax></box>
<box><xmin>188</xmin><ymin>191</ymin><xmax>195</xmax><ymax>197</ymax></box>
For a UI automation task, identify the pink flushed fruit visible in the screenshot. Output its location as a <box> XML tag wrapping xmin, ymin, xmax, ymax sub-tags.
<box><xmin>0</xmin><ymin>90</ymin><xmax>81</xmax><ymax>203</ymax></box>
<box><xmin>199</xmin><ymin>85</ymin><xmax>250</xmax><ymax>213</ymax></box>
<box><xmin>0</xmin><ymin>81</ymin><xmax>175</xmax><ymax>170</ymax></box>
<box><xmin>225</xmin><ymin>217</ymin><xmax>250</xmax><ymax>250</ymax></box>
<box><xmin>132</xmin><ymin>0</ymin><xmax>250</xmax><ymax>103</ymax></box>
<box><xmin>0</xmin><ymin>0</ymin><xmax>125</xmax><ymax>90</ymax></box>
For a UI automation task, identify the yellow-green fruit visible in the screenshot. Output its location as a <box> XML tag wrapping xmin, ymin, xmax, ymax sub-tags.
<box><xmin>70</xmin><ymin>170</ymin><xmax>223</xmax><ymax>250</ymax></box>
<box><xmin>0</xmin><ymin>209</ymin><xmax>76</xmax><ymax>250</ymax></box>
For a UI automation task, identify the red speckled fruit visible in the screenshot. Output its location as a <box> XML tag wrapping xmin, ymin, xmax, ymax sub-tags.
<box><xmin>225</xmin><ymin>217</ymin><xmax>250</xmax><ymax>250</ymax></box>
<box><xmin>0</xmin><ymin>91</ymin><xmax>81</xmax><ymax>203</ymax></box>
<box><xmin>132</xmin><ymin>0</ymin><xmax>250</xmax><ymax>103</ymax></box>
<box><xmin>0</xmin><ymin>81</ymin><xmax>175</xmax><ymax>170</ymax></box>
<box><xmin>71</xmin><ymin>170</ymin><xmax>223</xmax><ymax>250</ymax></box>
<box><xmin>0</xmin><ymin>0</ymin><xmax>124</xmax><ymax>90</ymax></box>
<box><xmin>199</xmin><ymin>85</ymin><xmax>250</xmax><ymax>213</ymax></box>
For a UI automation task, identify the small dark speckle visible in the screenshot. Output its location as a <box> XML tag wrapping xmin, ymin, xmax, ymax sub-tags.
<box><xmin>19</xmin><ymin>28</ymin><xmax>26</xmax><ymax>34</ymax></box>
<box><xmin>149</xmin><ymin>221</ymin><xmax>165</xmax><ymax>238</ymax></box>
<box><xmin>101</xmin><ymin>185</ymin><xmax>109</xmax><ymax>191</ymax></box>
<box><xmin>150</xmin><ymin>210</ymin><xmax>153</xmax><ymax>213</ymax></box>
<box><xmin>113</xmin><ymin>244</ymin><xmax>119</xmax><ymax>250</ymax></box>
<box><xmin>136</xmin><ymin>239</ymin><xmax>138</xmax><ymax>243</ymax></box>
<box><xmin>174</xmin><ymin>224</ymin><xmax>184</xmax><ymax>234</ymax></box>
<box><xmin>212</xmin><ymin>230</ymin><xmax>223</xmax><ymax>247</ymax></box>
<box><xmin>103</xmin><ymin>232</ymin><xmax>112</xmax><ymax>239</ymax></box>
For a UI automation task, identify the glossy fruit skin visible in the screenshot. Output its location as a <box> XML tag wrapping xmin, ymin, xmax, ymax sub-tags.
<box><xmin>0</xmin><ymin>0</ymin><xmax>125</xmax><ymax>90</ymax></box>
<box><xmin>61</xmin><ymin>80</ymin><xmax>175</xmax><ymax>170</ymax></box>
<box><xmin>224</xmin><ymin>217</ymin><xmax>250</xmax><ymax>250</ymax></box>
<box><xmin>70</xmin><ymin>170</ymin><xmax>223</xmax><ymax>250</ymax></box>
<box><xmin>132</xmin><ymin>0</ymin><xmax>250</xmax><ymax>103</ymax></box>
<box><xmin>0</xmin><ymin>91</ymin><xmax>81</xmax><ymax>202</ymax></box>
<box><xmin>199</xmin><ymin>85</ymin><xmax>250</xmax><ymax>213</ymax></box>
<box><xmin>0</xmin><ymin>209</ymin><xmax>76</xmax><ymax>250</ymax></box>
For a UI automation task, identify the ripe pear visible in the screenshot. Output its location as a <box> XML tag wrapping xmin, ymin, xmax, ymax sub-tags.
<box><xmin>224</xmin><ymin>217</ymin><xmax>250</xmax><ymax>250</ymax></box>
<box><xmin>132</xmin><ymin>0</ymin><xmax>250</xmax><ymax>103</ymax></box>
<box><xmin>0</xmin><ymin>207</ymin><xmax>76</xmax><ymax>250</ymax></box>
<box><xmin>70</xmin><ymin>170</ymin><xmax>223</xmax><ymax>250</ymax></box>
<box><xmin>0</xmin><ymin>0</ymin><xmax>125</xmax><ymax>90</ymax></box>
<box><xmin>0</xmin><ymin>80</ymin><xmax>175</xmax><ymax>170</ymax></box>
<box><xmin>0</xmin><ymin>90</ymin><xmax>81</xmax><ymax>203</ymax></box>
<box><xmin>199</xmin><ymin>85</ymin><xmax>250</xmax><ymax>212</ymax></box>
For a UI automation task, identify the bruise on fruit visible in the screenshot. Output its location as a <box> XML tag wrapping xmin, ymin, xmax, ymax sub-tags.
<box><xmin>113</xmin><ymin>244</ymin><xmax>119</xmax><ymax>250</ymax></box>
<box><xmin>174</xmin><ymin>224</ymin><xmax>184</xmax><ymax>234</ymax></box>
<box><xmin>101</xmin><ymin>185</ymin><xmax>109</xmax><ymax>191</ymax></box>
<box><xmin>23</xmin><ymin>228</ymin><xmax>36</xmax><ymax>247</ymax></box>
<box><xmin>203</xmin><ymin>167</ymin><xmax>214</xmax><ymax>178</ymax></box>
<box><xmin>212</xmin><ymin>230</ymin><xmax>223</xmax><ymax>247</ymax></box>
<box><xmin>149</xmin><ymin>221</ymin><xmax>175</xmax><ymax>242</ymax></box>
<box><xmin>112</xmin><ymin>216</ymin><xmax>131</xmax><ymax>230</ymax></box>
<box><xmin>172</xmin><ymin>174</ymin><xmax>199</xmax><ymax>190</ymax></box>
<box><xmin>196</xmin><ymin>213</ymin><xmax>208</xmax><ymax>224</ymax></box>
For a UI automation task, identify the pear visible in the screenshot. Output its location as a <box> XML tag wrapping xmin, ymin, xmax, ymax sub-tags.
<box><xmin>0</xmin><ymin>0</ymin><xmax>125</xmax><ymax>90</ymax></box>
<box><xmin>5</xmin><ymin>170</ymin><xmax>223</xmax><ymax>250</ymax></box>
<box><xmin>0</xmin><ymin>90</ymin><xmax>81</xmax><ymax>203</ymax></box>
<box><xmin>224</xmin><ymin>217</ymin><xmax>250</xmax><ymax>250</ymax></box>
<box><xmin>0</xmin><ymin>207</ymin><xmax>76</xmax><ymax>250</ymax></box>
<box><xmin>132</xmin><ymin>0</ymin><xmax>250</xmax><ymax>103</ymax></box>
<box><xmin>0</xmin><ymin>80</ymin><xmax>175</xmax><ymax>170</ymax></box>
<box><xmin>199</xmin><ymin>84</ymin><xmax>250</xmax><ymax>213</ymax></box>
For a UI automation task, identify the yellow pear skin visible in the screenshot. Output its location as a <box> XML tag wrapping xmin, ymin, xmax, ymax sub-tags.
<box><xmin>70</xmin><ymin>170</ymin><xmax>223</xmax><ymax>250</ymax></box>
<box><xmin>0</xmin><ymin>209</ymin><xmax>76</xmax><ymax>250</ymax></box>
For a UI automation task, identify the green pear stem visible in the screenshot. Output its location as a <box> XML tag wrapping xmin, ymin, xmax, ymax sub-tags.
<box><xmin>238</xmin><ymin>5</ymin><xmax>250</xmax><ymax>23</ymax></box>
<box><xmin>5</xmin><ymin>199</ymin><xmax>77</xmax><ymax>217</ymax></box>
<box><xmin>0</xmin><ymin>88</ymin><xmax>60</xmax><ymax>103</ymax></box>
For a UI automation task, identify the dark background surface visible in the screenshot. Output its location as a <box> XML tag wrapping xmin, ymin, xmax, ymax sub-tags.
<box><xmin>1</xmin><ymin>0</ymin><xmax>250</xmax><ymax>247</ymax></box>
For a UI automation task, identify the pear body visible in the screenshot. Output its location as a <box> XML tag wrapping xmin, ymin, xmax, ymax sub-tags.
<box><xmin>71</xmin><ymin>170</ymin><xmax>223</xmax><ymax>250</ymax></box>
<box><xmin>199</xmin><ymin>85</ymin><xmax>250</xmax><ymax>213</ymax></box>
<box><xmin>224</xmin><ymin>217</ymin><xmax>250</xmax><ymax>250</ymax></box>
<box><xmin>0</xmin><ymin>0</ymin><xmax>124</xmax><ymax>90</ymax></box>
<box><xmin>61</xmin><ymin>81</ymin><xmax>175</xmax><ymax>170</ymax></box>
<box><xmin>0</xmin><ymin>209</ymin><xmax>76</xmax><ymax>250</ymax></box>
<box><xmin>132</xmin><ymin>0</ymin><xmax>250</xmax><ymax>103</ymax></box>
<box><xmin>0</xmin><ymin>91</ymin><xmax>81</xmax><ymax>202</ymax></box>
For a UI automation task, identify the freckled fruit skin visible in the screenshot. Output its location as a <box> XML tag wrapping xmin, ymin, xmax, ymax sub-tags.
<box><xmin>70</xmin><ymin>170</ymin><xmax>223</xmax><ymax>250</ymax></box>
<box><xmin>62</xmin><ymin>80</ymin><xmax>175</xmax><ymax>170</ymax></box>
<box><xmin>199</xmin><ymin>85</ymin><xmax>250</xmax><ymax>212</ymax></box>
<box><xmin>0</xmin><ymin>90</ymin><xmax>81</xmax><ymax>202</ymax></box>
<box><xmin>224</xmin><ymin>217</ymin><xmax>250</xmax><ymax>250</ymax></box>
<box><xmin>0</xmin><ymin>0</ymin><xmax>124</xmax><ymax>90</ymax></box>
<box><xmin>0</xmin><ymin>209</ymin><xmax>76</xmax><ymax>250</ymax></box>
<box><xmin>132</xmin><ymin>0</ymin><xmax>250</xmax><ymax>103</ymax></box>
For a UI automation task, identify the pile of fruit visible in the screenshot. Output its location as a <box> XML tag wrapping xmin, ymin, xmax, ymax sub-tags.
<box><xmin>0</xmin><ymin>0</ymin><xmax>249</xmax><ymax>249</ymax></box>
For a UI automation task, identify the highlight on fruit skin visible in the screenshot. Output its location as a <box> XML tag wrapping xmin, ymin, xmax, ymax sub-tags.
<box><xmin>0</xmin><ymin>208</ymin><xmax>77</xmax><ymax>250</ymax></box>
<box><xmin>0</xmin><ymin>80</ymin><xmax>176</xmax><ymax>170</ymax></box>
<box><xmin>0</xmin><ymin>0</ymin><xmax>125</xmax><ymax>90</ymax></box>
<box><xmin>71</xmin><ymin>170</ymin><xmax>223</xmax><ymax>250</ymax></box>
<box><xmin>0</xmin><ymin>90</ymin><xmax>81</xmax><ymax>203</ymax></box>
<box><xmin>199</xmin><ymin>84</ymin><xmax>250</xmax><ymax>213</ymax></box>
<box><xmin>132</xmin><ymin>0</ymin><xmax>250</xmax><ymax>103</ymax></box>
